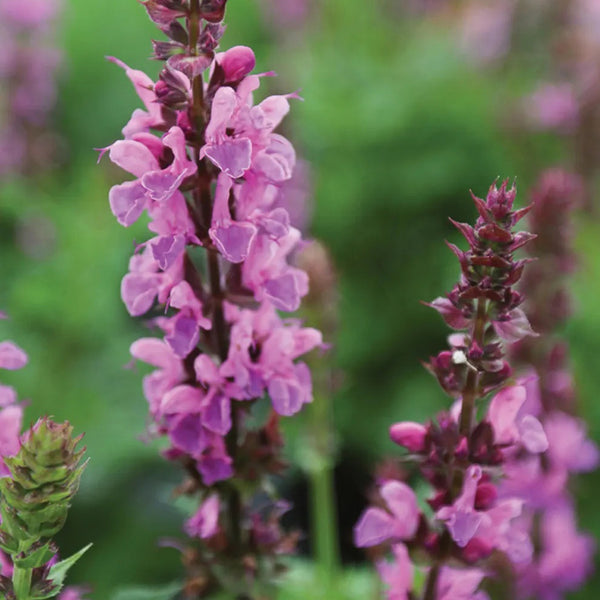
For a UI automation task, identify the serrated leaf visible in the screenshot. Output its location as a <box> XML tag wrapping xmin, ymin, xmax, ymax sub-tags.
<box><xmin>47</xmin><ymin>543</ymin><xmax>92</xmax><ymax>591</ymax></box>
<box><xmin>110</xmin><ymin>581</ymin><xmax>183</xmax><ymax>600</ymax></box>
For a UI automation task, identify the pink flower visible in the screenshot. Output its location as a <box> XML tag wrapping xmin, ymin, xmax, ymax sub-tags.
<box><xmin>58</xmin><ymin>587</ymin><xmax>90</xmax><ymax>600</ymax></box>
<box><xmin>517</xmin><ymin>502</ymin><xmax>595</xmax><ymax>600</ymax></box>
<box><xmin>107</xmin><ymin>127</ymin><xmax>196</xmax><ymax>226</ymax></box>
<box><xmin>437</xmin><ymin>465</ymin><xmax>532</xmax><ymax>563</ymax></box>
<box><xmin>543</xmin><ymin>411</ymin><xmax>599</xmax><ymax>473</ymax></box>
<box><xmin>0</xmin><ymin>341</ymin><xmax>28</xmax><ymax>370</ymax></box>
<box><xmin>525</xmin><ymin>83</ymin><xmax>579</xmax><ymax>133</ymax></box>
<box><xmin>107</xmin><ymin>57</ymin><xmax>170</xmax><ymax>137</ymax></box>
<box><xmin>437</xmin><ymin>566</ymin><xmax>490</xmax><ymax>600</ymax></box>
<box><xmin>354</xmin><ymin>480</ymin><xmax>420</xmax><ymax>547</ymax></box>
<box><xmin>488</xmin><ymin>385</ymin><xmax>548</xmax><ymax>454</ymax></box>
<box><xmin>185</xmin><ymin>494</ymin><xmax>220</xmax><ymax>539</ymax></box>
<box><xmin>130</xmin><ymin>337</ymin><xmax>185</xmax><ymax>415</ymax></box>
<box><xmin>376</xmin><ymin>544</ymin><xmax>413</xmax><ymax>600</ymax></box>
<box><xmin>0</xmin><ymin>404</ymin><xmax>23</xmax><ymax>476</ymax></box>
<box><xmin>389</xmin><ymin>422</ymin><xmax>428</xmax><ymax>452</ymax></box>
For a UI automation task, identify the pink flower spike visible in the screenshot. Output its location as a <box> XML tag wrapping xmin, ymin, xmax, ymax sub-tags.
<box><xmin>389</xmin><ymin>422</ymin><xmax>427</xmax><ymax>453</ymax></box>
<box><xmin>0</xmin><ymin>342</ymin><xmax>28</xmax><ymax>370</ymax></box>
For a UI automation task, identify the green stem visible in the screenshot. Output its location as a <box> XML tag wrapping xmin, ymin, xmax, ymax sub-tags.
<box><xmin>12</xmin><ymin>565</ymin><xmax>32</xmax><ymax>600</ymax></box>
<box><xmin>309</xmin><ymin>393</ymin><xmax>340</xmax><ymax>585</ymax></box>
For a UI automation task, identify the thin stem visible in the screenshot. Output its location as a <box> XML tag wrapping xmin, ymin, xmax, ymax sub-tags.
<box><xmin>423</xmin><ymin>299</ymin><xmax>489</xmax><ymax>599</ymax></box>
<box><xmin>423</xmin><ymin>562</ymin><xmax>440</xmax><ymax>600</ymax></box>
<box><xmin>187</xmin><ymin>2</ymin><xmax>243</xmax><ymax>559</ymax></box>
<box><xmin>188</xmin><ymin>0</ymin><xmax>200</xmax><ymax>55</ymax></box>
<box><xmin>12</xmin><ymin>565</ymin><xmax>31</xmax><ymax>600</ymax></box>
<box><xmin>309</xmin><ymin>393</ymin><xmax>340</xmax><ymax>585</ymax></box>
<box><xmin>458</xmin><ymin>299</ymin><xmax>487</xmax><ymax>437</ymax></box>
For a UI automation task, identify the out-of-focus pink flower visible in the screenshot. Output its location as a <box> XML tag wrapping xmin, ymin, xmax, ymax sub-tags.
<box><xmin>459</xmin><ymin>0</ymin><xmax>515</xmax><ymax>65</ymax></box>
<box><xmin>354</xmin><ymin>480</ymin><xmax>420</xmax><ymax>547</ymax></box>
<box><xmin>437</xmin><ymin>465</ymin><xmax>532</xmax><ymax>563</ymax></box>
<box><xmin>0</xmin><ymin>0</ymin><xmax>62</xmax><ymax>175</ymax></box>
<box><xmin>185</xmin><ymin>494</ymin><xmax>220</xmax><ymax>539</ymax></box>
<box><xmin>488</xmin><ymin>385</ymin><xmax>548</xmax><ymax>454</ymax></box>
<box><xmin>376</xmin><ymin>543</ymin><xmax>413</xmax><ymax>600</ymax></box>
<box><xmin>524</xmin><ymin>83</ymin><xmax>579</xmax><ymax>133</ymax></box>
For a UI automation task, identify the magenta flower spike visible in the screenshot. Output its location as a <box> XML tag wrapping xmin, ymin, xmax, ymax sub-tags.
<box><xmin>355</xmin><ymin>181</ymin><xmax>546</xmax><ymax>599</ymax></box>
<box><xmin>505</xmin><ymin>170</ymin><xmax>598</xmax><ymax>599</ymax></box>
<box><xmin>101</xmin><ymin>1</ymin><xmax>321</xmax><ymax>594</ymax></box>
<box><xmin>0</xmin><ymin>0</ymin><xmax>62</xmax><ymax>176</ymax></box>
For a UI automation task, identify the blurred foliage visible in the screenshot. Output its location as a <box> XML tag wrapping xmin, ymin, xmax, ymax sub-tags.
<box><xmin>0</xmin><ymin>0</ymin><xmax>598</xmax><ymax>598</ymax></box>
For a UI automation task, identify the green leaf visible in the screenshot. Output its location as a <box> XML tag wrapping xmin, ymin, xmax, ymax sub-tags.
<box><xmin>110</xmin><ymin>581</ymin><xmax>183</xmax><ymax>600</ymax></box>
<box><xmin>13</xmin><ymin>542</ymin><xmax>55</xmax><ymax>569</ymax></box>
<box><xmin>47</xmin><ymin>543</ymin><xmax>93</xmax><ymax>590</ymax></box>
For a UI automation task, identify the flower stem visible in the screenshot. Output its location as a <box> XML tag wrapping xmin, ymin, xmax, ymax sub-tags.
<box><xmin>13</xmin><ymin>565</ymin><xmax>31</xmax><ymax>600</ymax></box>
<box><xmin>187</xmin><ymin>3</ymin><xmax>242</xmax><ymax>559</ymax></box>
<box><xmin>309</xmin><ymin>391</ymin><xmax>340</xmax><ymax>585</ymax></box>
<box><xmin>423</xmin><ymin>562</ymin><xmax>440</xmax><ymax>600</ymax></box>
<box><xmin>458</xmin><ymin>299</ymin><xmax>487</xmax><ymax>437</ymax></box>
<box><xmin>423</xmin><ymin>300</ymin><xmax>488</xmax><ymax>599</ymax></box>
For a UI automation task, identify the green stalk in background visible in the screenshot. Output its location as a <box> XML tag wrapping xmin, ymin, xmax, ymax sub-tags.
<box><xmin>298</xmin><ymin>242</ymin><xmax>341</xmax><ymax>588</ymax></box>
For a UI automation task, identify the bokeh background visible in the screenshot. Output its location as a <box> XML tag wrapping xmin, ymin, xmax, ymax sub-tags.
<box><xmin>0</xmin><ymin>0</ymin><xmax>599</xmax><ymax>598</ymax></box>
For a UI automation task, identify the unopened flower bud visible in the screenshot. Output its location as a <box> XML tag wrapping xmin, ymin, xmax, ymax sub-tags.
<box><xmin>218</xmin><ymin>46</ymin><xmax>256</xmax><ymax>82</ymax></box>
<box><xmin>389</xmin><ymin>422</ymin><xmax>427</xmax><ymax>453</ymax></box>
<box><xmin>0</xmin><ymin>419</ymin><xmax>86</xmax><ymax>558</ymax></box>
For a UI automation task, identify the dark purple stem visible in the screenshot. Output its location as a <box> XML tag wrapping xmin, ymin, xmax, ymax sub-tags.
<box><xmin>187</xmin><ymin>0</ymin><xmax>243</xmax><ymax>561</ymax></box>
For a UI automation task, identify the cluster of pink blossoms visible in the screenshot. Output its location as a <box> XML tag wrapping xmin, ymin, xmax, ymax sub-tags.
<box><xmin>0</xmin><ymin>0</ymin><xmax>62</xmax><ymax>175</ymax></box>
<box><xmin>0</xmin><ymin>322</ymin><xmax>87</xmax><ymax>600</ymax></box>
<box><xmin>506</xmin><ymin>170</ymin><xmax>598</xmax><ymax>599</ymax></box>
<box><xmin>354</xmin><ymin>182</ymin><xmax>557</xmax><ymax>599</ymax></box>
<box><xmin>102</xmin><ymin>0</ymin><xmax>321</xmax><ymax>593</ymax></box>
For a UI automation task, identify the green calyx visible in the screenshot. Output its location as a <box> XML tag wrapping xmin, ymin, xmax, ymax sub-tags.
<box><xmin>0</xmin><ymin>418</ymin><xmax>87</xmax><ymax>559</ymax></box>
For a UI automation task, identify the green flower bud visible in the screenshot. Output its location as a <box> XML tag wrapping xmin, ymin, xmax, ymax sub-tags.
<box><xmin>0</xmin><ymin>419</ymin><xmax>87</xmax><ymax>559</ymax></box>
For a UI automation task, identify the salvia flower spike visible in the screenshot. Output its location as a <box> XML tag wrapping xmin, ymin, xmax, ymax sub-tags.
<box><xmin>101</xmin><ymin>0</ymin><xmax>321</xmax><ymax>595</ymax></box>
<box><xmin>355</xmin><ymin>181</ymin><xmax>545</xmax><ymax>599</ymax></box>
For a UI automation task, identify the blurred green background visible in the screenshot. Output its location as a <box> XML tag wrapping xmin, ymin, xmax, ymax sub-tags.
<box><xmin>0</xmin><ymin>0</ymin><xmax>598</xmax><ymax>598</ymax></box>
